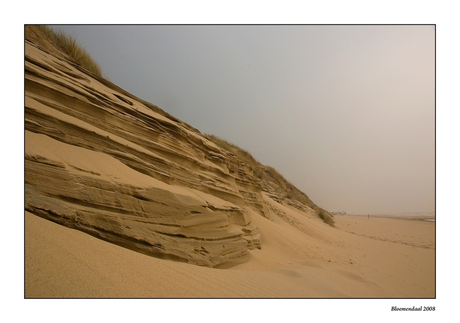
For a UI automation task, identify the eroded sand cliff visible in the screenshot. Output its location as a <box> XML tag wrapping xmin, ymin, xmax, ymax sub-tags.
<box><xmin>25</xmin><ymin>38</ymin><xmax>326</xmax><ymax>267</ymax></box>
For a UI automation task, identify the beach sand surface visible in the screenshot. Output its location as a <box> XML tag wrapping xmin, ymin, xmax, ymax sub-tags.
<box><xmin>25</xmin><ymin>210</ymin><xmax>435</xmax><ymax>298</ymax></box>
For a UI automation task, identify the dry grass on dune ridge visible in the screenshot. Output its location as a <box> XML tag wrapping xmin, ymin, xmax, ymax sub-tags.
<box><xmin>25</xmin><ymin>25</ymin><xmax>105</xmax><ymax>78</ymax></box>
<box><xmin>207</xmin><ymin>134</ymin><xmax>261</xmax><ymax>172</ymax></box>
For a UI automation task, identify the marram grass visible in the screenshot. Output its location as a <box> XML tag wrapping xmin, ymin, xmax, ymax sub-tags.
<box><xmin>25</xmin><ymin>25</ymin><xmax>105</xmax><ymax>78</ymax></box>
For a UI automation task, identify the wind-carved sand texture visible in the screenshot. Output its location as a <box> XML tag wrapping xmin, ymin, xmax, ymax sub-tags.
<box><xmin>25</xmin><ymin>39</ymin><xmax>328</xmax><ymax>267</ymax></box>
<box><xmin>24</xmin><ymin>39</ymin><xmax>435</xmax><ymax>298</ymax></box>
<box><xmin>24</xmin><ymin>40</ymin><xmax>269</xmax><ymax>267</ymax></box>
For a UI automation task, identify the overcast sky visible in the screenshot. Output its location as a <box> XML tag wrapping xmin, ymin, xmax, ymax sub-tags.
<box><xmin>51</xmin><ymin>25</ymin><xmax>435</xmax><ymax>215</ymax></box>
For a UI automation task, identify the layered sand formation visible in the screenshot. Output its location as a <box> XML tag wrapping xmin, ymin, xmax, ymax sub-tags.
<box><xmin>25</xmin><ymin>37</ymin><xmax>326</xmax><ymax>268</ymax></box>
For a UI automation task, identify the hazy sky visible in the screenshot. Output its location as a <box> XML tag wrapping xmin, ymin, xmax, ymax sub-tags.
<box><xmin>52</xmin><ymin>25</ymin><xmax>435</xmax><ymax>215</ymax></box>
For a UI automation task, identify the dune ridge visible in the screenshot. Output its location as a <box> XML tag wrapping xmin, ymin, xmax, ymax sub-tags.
<box><xmin>25</xmin><ymin>34</ymin><xmax>328</xmax><ymax>267</ymax></box>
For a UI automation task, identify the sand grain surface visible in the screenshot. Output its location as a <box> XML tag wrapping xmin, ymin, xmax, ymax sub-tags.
<box><xmin>25</xmin><ymin>212</ymin><xmax>434</xmax><ymax>298</ymax></box>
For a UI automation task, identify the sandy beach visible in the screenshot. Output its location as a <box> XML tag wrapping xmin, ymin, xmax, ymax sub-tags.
<box><xmin>25</xmin><ymin>210</ymin><xmax>434</xmax><ymax>298</ymax></box>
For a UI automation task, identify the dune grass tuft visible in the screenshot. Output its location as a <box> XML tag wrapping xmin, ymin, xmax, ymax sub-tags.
<box><xmin>318</xmin><ymin>208</ymin><xmax>335</xmax><ymax>227</ymax></box>
<box><xmin>25</xmin><ymin>25</ymin><xmax>105</xmax><ymax>78</ymax></box>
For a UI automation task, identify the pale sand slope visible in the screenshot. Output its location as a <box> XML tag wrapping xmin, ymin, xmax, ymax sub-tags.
<box><xmin>25</xmin><ymin>209</ymin><xmax>434</xmax><ymax>298</ymax></box>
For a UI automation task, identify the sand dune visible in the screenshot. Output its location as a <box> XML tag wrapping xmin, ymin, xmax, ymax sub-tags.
<box><xmin>24</xmin><ymin>29</ymin><xmax>434</xmax><ymax>298</ymax></box>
